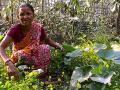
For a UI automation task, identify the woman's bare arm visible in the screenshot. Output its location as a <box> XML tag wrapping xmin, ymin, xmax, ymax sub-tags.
<box><xmin>0</xmin><ymin>35</ymin><xmax>13</xmax><ymax>63</ymax></box>
<box><xmin>0</xmin><ymin>35</ymin><xmax>19</xmax><ymax>80</ymax></box>
<box><xmin>44</xmin><ymin>35</ymin><xmax>64</xmax><ymax>51</ymax></box>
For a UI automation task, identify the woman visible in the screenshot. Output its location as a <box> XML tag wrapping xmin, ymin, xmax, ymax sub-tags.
<box><xmin>0</xmin><ymin>3</ymin><xmax>64</xmax><ymax>80</ymax></box>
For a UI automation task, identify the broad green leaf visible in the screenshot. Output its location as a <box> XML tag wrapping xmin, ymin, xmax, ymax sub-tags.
<box><xmin>90</xmin><ymin>71</ymin><xmax>115</xmax><ymax>84</ymax></box>
<box><xmin>92</xmin><ymin>64</ymin><xmax>103</xmax><ymax>74</ymax></box>
<box><xmin>62</xmin><ymin>44</ymin><xmax>76</xmax><ymax>53</ymax></box>
<box><xmin>94</xmin><ymin>43</ymin><xmax>107</xmax><ymax>52</ymax></box>
<box><xmin>112</xmin><ymin>47</ymin><xmax>120</xmax><ymax>58</ymax></box>
<box><xmin>66</xmin><ymin>49</ymin><xmax>82</xmax><ymax>58</ymax></box>
<box><xmin>113</xmin><ymin>59</ymin><xmax>120</xmax><ymax>64</ymax></box>
<box><xmin>97</xmin><ymin>49</ymin><xmax>115</xmax><ymax>60</ymax></box>
<box><xmin>89</xmin><ymin>82</ymin><xmax>106</xmax><ymax>90</ymax></box>
<box><xmin>96</xmin><ymin>44</ymin><xmax>120</xmax><ymax>64</ymax></box>
<box><xmin>111</xmin><ymin>44</ymin><xmax>120</xmax><ymax>51</ymax></box>
<box><xmin>70</xmin><ymin>66</ymin><xmax>92</xmax><ymax>89</ymax></box>
<box><xmin>111</xmin><ymin>44</ymin><xmax>120</xmax><ymax>64</ymax></box>
<box><xmin>64</xmin><ymin>58</ymin><xmax>72</xmax><ymax>65</ymax></box>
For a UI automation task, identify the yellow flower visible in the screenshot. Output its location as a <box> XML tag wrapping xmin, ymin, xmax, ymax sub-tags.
<box><xmin>32</xmin><ymin>85</ymin><xmax>38</xmax><ymax>89</ymax></box>
<box><xmin>62</xmin><ymin>71</ymin><xmax>64</xmax><ymax>75</ymax></box>
<box><xmin>62</xmin><ymin>71</ymin><xmax>64</xmax><ymax>77</ymax></box>
<box><xmin>11</xmin><ymin>76</ymin><xmax>15</xmax><ymax>80</ymax></box>
<box><xmin>48</xmin><ymin>84</ymin><xmax>53</xmax><ymax>90</ymax></box>
<box><xmin>77</xmin><ymin>80</ymin><xmax>81</xmax><ymax>89</ymax></box>
<box><xmin>48</xmin><ymin>76</ymin><xmax>52</xmax><ymax>81</ymax></box>
<box><xmin>6</xmin><ymin>77</ymin><xmax>9</xmax><ymax>80</ymax></box>
<box><xmin>58</xmin><ymin>78</ymin><xmax>61</xmax><ymax>82</ymax></box>
<box><xmin>28</xmin><ymin>71</ymin><xmax>39</xmax><ymax>78</ymax></box>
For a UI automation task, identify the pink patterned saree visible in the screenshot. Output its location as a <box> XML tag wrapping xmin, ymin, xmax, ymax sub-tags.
<box><xmin>9</xmin><ymin>21</ymin><xmax>51</xmax><ymax>72</ymax></box>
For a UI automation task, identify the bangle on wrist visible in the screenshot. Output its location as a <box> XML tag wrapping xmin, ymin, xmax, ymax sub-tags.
<box><xmin>5</xmin><ymin>59</ymin><xmax>11</xmax><ymax>65</ymax></box>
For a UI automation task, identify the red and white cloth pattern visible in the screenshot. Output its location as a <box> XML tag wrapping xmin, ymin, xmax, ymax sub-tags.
<box><xmin>12</xmin><ymin>21</ymin><xmax>51</xmax><ymax>71</ymax></box>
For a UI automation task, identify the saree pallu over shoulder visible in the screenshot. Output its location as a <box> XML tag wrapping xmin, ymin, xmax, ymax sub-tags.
<box><xmin>11</xmin><ymin>21</ymin><xmax>51</xmax><ymax>70</ymax></box>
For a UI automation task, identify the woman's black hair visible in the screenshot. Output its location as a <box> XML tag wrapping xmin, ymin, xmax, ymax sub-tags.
<box><xmin>19</xmin><ymin>3</ymin><xmax>34</xmax><ymax>13</ymax></box>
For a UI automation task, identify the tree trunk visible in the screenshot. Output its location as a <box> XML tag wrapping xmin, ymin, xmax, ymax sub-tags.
<box><xmin>11</xmin><ymin>0</ymin><xmax>13</xmax><ymax>24</ymax></box>
<box><xmin>0</xmin><ymin>0</ymin><xmax>1</xmax><ymax>18</ymax></box>
<box><xmin>42</xmin><ymin>0</ymin><xmax>44</xmax><ymax>12</ymax></box>
<box><xmin>117</xmin><ymin>5</ymin><xmax>120</xmax><ymax>35</ymax></box>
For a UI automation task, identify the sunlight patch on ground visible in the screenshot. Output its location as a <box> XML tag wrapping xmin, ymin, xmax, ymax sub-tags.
<box><xmin>111</xmin><ymin>44</ymin><xmax>120</xmax><ymax>51</ymax></box>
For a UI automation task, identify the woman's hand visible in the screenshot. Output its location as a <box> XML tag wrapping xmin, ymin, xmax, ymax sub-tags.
<box><xmin>56</xmin><ymin>43</ymin><xmax>65</xmax><ymax>52</ymax></box>
<box><xmin>6</xmin><ymin>60</ymin><xmax>19</xmax><ymax>80</ymax></box>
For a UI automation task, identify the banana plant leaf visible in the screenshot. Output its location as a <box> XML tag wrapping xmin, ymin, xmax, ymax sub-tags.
<box><xmin>70</xmin><ymin>66</ymin><xmax>92</xmax><ymax>89</ymax></box>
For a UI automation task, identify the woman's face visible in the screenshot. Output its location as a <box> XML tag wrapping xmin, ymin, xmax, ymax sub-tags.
<box><xmin>18</xmin><ymin>6</ymin><xmax>34</xmax><ymax>26</ymax></box>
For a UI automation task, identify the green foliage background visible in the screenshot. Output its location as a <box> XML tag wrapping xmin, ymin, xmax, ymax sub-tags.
<box><xmin>0</xmin><ymin>0</ymin><xmax>120</xmax><ymax>90</ymax></box>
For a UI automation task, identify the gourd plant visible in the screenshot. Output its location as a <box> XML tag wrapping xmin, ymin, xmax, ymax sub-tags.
<box><xmin>59</xmin><ymin>42</ymin><xmax>120</xmax><ymax>90</ymax></box>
